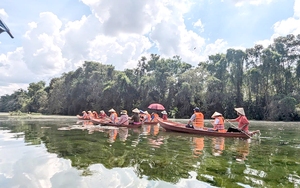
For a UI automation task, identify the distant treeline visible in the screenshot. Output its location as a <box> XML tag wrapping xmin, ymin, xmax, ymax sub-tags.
<box><xmin>1</xmin><ymin>34</ymin><xmax>300</xmax><ymax>121</ymax></box>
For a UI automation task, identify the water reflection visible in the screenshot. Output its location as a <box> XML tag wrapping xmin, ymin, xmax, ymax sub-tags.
<box><xmin>147</xmin><ymin>136</ymin><xmax>164</xmax><ymax>148</ymax></box>
<box><xmin>101</xmin><ymin>127</ymin><xmax>130</xmax><ymax>143</ymax></box>
<box><xmin>193</xmin><ymin>137</ymin><xmax>204</xmax><ymax>156</ymax></box>
<box><xmin>107</xmin><ymin>129</ymin><xmax>118</xmax><ymax>143</ymax></box>
<box><xmin>1</xmin><ymin>119</ymin><xmax>300</xmax><ymax>188</ymax></box>
<box><xmin>141</xmin><ymin>124</ymin><xmax>160</xmax><ymax>136</ymax></box>
<box><xmin>212</xmin><ymin>137</ymin><xmax>225</xmax><ymax>156</ymax></box>
<box><xmin>235</xmin><ymin>139</ymin><xmax>250</xmax><ymax>162</ymax></box>
<box><xmin>141</xmin><ymin>124</ymin><xmax>151</xmax><ymax>135</ymax></box>
<box><xmin>118</xmin><ymin>128</ymin><xmax>128</xmax><ymax>142</ymax></box>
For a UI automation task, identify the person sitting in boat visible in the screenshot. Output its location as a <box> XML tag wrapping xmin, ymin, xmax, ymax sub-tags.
<box><xmin>227</xmin><ymin>108</ymin><xmax>249</xmax><ymax>133</ymax></box>
<box><xmin>139</xmin><ymin>110</ymin><xmax>145</xmax><ymax>122</ymax></box>
<box><xmin>87</xmin><ymin>111</ymin><xmax>93</xmax><ymax>119</ymax></box>
<box><xmin>186</xmin><ymin>107</ymin><xmax>204</xmax><ymax>129</ymax></box>
<box><xmin>142</xmin><ymin>111</ymin><xmax>151</xmax><ymax>123</ymax></box>
<box><xmin>108</xmin><ymin>108</ymin><xmax>118</xmax><ymax>124</ymax></box>
<box><xmin>129</xmin><ymin>108</ymin><xmax>142</xmax><ymax>125</ymax></box>
<box><xmin>161</xmin><ymin>110</ymin><xmax>168</xmax><ymax>121</ymax></box>
<box><xmin>118</xmin><ymin>110</ymin><xmax>129</xmax><ymax>125</ymax></box>
<box><xmin>151</xmin><ymin>112</ymin><xmax>159</xmax><ymax>122</ymax></box>
<box><xmin>99</xmin><ymin>110</ymin><xmax>108</xmax><ymax>119</ymax></box>
<box><xmin>77</xmin><ymin>111</ymin><xmax>89</xmax><ymax>120</ymax></box>
<box><xmin>209</xmin><ymin>112</ymin><xmax>225</xmax><ymax>132</ymax></box>
<box><xmin>92</xmin><ymin>111</ymin><xmax>99</xmax><ymax>119</ymax></box>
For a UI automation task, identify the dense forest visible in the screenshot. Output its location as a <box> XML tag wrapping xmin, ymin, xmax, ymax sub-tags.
<box><xmin>1</xmin><ymin>34</ymin><xmax>300</xmax><ymax>121</ymax></box>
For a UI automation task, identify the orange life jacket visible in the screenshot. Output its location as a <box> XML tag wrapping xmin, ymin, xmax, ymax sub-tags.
<box><xmin>194</xmin><ymin>112</ymin><xmax>204</xmax><ymax>128</ymax></box>
<box><xmin>110</xmin><ymin>112</ymin><xmax>118</xmax><ymax>123</ymax></box>
<box><xmin>152</xmin><ymin>113</ymin><xmax>159</xmax><ymax>122</ymax></box>
<box><xmin>215</xmin><ymin>116</ymin><xmax>224</xmax><ymax>130</ymax></box>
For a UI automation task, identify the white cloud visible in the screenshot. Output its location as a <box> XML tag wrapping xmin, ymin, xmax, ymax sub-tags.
<box><xmin>193</xmin><ymin>19</ymin><xmax>204</xmax><ymax>33</ymax></box>
<box><xmin>82</xmin><ymin>0</ymin><xmax>160</xmax><ymax>36</ymax></box>
<box><xmin>0</xmin><ymin>48</ymin><xmax>33</xmax><ymax>83</ymax></box>
<box><xmin>204</xmin><ymin>39</ymin><xmax>228</xmax><ymax>56</ymax></box>
<box><xmin>273</xmin><ymin>17</ymin><xmax>300</xmax><ymax>36</ymax></box>
<box><xmin>233</xmin><ymin>0</ymin><xmax>273</xmax><ymax>7</ymax></box>
<box><xmin>82</xmin><ymin>0</ymin><xmax>204</xmax><ymax>69</ymax></box>
<box><xmin>254</xmin><ymin>0</ymin><xmax>300</xmax><ymax>48</ymax></box>
<box><xmin>0</xmin><ymin>9</ymin><xmax>8</xmax><ymax>18</ymax></box>
<box><xmin>254</xmin><ymin>39</ymin><xmax>272</xmax><ymax>48</ymax></box>
<box><xmin>22</xmin><ymin>12</ymin><xmax>65</xmax><ymax>76</ymax></box>
<box><xmin>88</xmin><ymin>33</ymin><xmax>152</xmax><ymax>69</ymax></box>
<box><xmin>295</xmin><ymin>0</ymin><xmax>300</xmax><ymax>18</ymax></box>
<box><xmin>0</xmin><ymin>0</ymin><xmax>299</xmax><ymax>96</ymax></box>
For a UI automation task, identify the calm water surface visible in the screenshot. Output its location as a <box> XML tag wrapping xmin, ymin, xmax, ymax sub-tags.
<box><xmin>0</xmin><ymin>116</ymin><xmax>300</xmax><ymax>188</ymax></box>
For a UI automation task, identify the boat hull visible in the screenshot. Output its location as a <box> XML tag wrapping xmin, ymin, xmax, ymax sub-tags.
<box><xmin>158</xmin><ymin>119</ymin><xmax>252</xmax><ymax>139</ymax></box>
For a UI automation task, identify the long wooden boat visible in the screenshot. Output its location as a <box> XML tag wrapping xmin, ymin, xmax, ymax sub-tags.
<box><xmin>158</xmin><ymin>119</ymin><xmax>260</xmax><ymax>139</ymax></box>
<box><xmin>90</xmin><ymin>117</ymin><xmax>142</xmax><ymax>128</ymax></box>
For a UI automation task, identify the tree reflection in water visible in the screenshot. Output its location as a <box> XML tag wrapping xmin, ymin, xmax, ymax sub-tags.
<box><xmin>1</xmin><ymin>119</ymin><xmax>300</xmax><ymax>187</ymax></box>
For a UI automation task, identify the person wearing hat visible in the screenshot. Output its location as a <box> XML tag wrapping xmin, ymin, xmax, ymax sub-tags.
<box><xmin>161</xmin><ymin>110</ymin><xmax>168</xmax><ymax>121</ymax></box>
<box><xmin>92</xmin><ymin>111</ymin><xmax>99</xmax><ymax>119</ymax></box>
<box><xmin>87</xmin><ymin>111</ymin><xmax>93</xmax><ymax>119</ymax></box>
<box><xmin>108</xmin><ymin>108</ymin><xmax>118</xmax><ymax>124</ymax></box>
<box><xmin>227</xmin><ymin>107</ymin><xmax>249</xmax><ymax>133</ymax></box>
<box><xmin>99</xmin><ymin>110</ymin><xmax>108</xmax><ymax>119</ymax></box>
<box><xmin>210</xmin><ymin>112</ymin><xmax>225</xmax><ymax>131</ymax></box>
<box><xmin>139</xmin><ymin>110</ymin><xmax>145</xmax><ymax>122</ymax></box>
<box><xmin>77</xmin><ymin>110</ymin><xmax>89</xmax><ymax>120</ymax></box>
<box><xmin>186</xmin><ymin>107</ymin><xmax>204</xmax><ymax>129</ymax></box>
<box><xmin>142</xmin><ymin>111</ymin><xmax>151</xmax><ymax>123</ymax></box>
<box><xmin>129</xmin><ymin>108</ymin><xmax>142</xmax><ymax>125</ymax></box>
<box><xmin>118</xmin><ymin>110</ymin><xmax>129</xmax><ymax>125</ymax></box>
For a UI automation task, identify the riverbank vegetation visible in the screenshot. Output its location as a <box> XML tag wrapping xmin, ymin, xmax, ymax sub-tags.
<box><xmin>1</xmin><ymin>34</ymin><xmax>300</xmax><ymax>121</ymax></box>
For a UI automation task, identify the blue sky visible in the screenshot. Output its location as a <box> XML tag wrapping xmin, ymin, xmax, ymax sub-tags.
<box><xmin>0</xmin><ymin>0</ymin><xmax>299</xmax><ymax>96</ymax></box>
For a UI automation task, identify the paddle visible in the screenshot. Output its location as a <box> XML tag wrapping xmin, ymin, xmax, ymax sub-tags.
<box><xmin>225</xmin><ymin>119</ymin><xmax>252</xmax><ymax>138</ymax></box>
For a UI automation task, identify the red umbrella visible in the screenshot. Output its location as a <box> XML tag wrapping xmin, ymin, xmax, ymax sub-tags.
<box><xmin>148</xmin><ymin>103</ymin><xmax>165</xmax><ymax>110</ymax></box>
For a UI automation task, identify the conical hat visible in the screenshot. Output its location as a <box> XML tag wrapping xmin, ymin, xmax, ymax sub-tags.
<box><xmin>132</xmin><ymin>108</ymin><xmax>140</xmax><ymax>113</ymax></box>
<box><xmin>234</xmin><ymin>108</ymin><xmax>245</xmax><ymax>115</ymax></box>
<box><xmin>108</xmin><ymin>108</ymin><xmax>116</xmax><ymax>112</ymax></box>
<box><xmin>161</xmin><ymin>110</ymin><xmax>167</xmax><ymax>114</ymax></box>
<box><xmin>211</xmin><ymin>111</ymin><xmax>222</xmax><ymax>118</ymax></box>
<box><xmin>120</xmin><ymin>110</ymin><xmax>127</xmax><ymax>114</ymax></box>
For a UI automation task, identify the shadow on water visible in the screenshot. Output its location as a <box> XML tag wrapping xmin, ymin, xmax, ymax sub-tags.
<box><xmin>0</xmin><ymin>117</ymin><xmax>300</xmax><ymax>187</ymax></box>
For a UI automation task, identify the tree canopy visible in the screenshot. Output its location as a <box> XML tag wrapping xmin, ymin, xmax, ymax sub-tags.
<box><xmin>1</xmin><ymin>34</ymin><xmax>300</xmax><ymax>121</ymax></box>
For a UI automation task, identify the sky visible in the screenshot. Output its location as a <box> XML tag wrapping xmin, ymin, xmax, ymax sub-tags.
<box><xmin>0</xmin><ymin>0</ymin><xmax>299</xmax><ymax>96</ymax></box>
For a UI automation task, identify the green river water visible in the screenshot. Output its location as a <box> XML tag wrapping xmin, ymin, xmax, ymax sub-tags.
<box><xmin>0</xmin><ymin>115</ymin><xmax>299</xmax><ymax>188</ymax></box>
